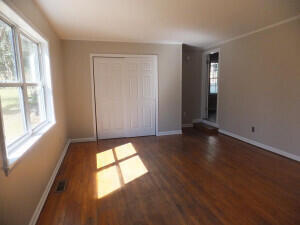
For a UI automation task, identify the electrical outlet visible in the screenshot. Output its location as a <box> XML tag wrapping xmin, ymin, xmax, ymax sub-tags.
<box><xmin>251</xmin><ymin>126</ymin><xmax>255</xmax><ymax>133</ymax></box>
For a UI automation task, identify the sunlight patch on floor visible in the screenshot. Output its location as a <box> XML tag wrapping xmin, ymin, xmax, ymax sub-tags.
<box><xmin>96</xmin><ymin>165</ymin><xmax>121</xmax><ymax>198</ymax></box>
<box><xmin>96</xmin><ymin>149</ymin><xmax>115</xmax><ymax>169</ymax></box>
<box><xmin>96</xmin><ymin>143</ymin><xmax>148</xmax><ymax>199</ymax></box>
<box><xmin>119</xmin><ymin>155</ymin><xmax>148</xmax><ymax>184</ymax></box>
<box><xmin>115</xmin><ymin>143</ymin><xmax>136</xmax><ymax>160</ymax></box>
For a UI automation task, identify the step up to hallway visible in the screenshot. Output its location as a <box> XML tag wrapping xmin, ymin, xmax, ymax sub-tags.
<box><xmin>193</xmin><ymin>122</ymin><xmax>218</xmax><ymax>135</ymax></box>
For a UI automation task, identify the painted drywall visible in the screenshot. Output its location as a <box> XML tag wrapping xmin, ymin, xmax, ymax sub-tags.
<box><xmin>208</xmin><ymin>18</ymin><xmax>300</xmax><ymax>157</ymax></box>
<box><xmin>0</xmin><ymin>1</ymin><xmax>68</xmax><ymax>225</ymax></box>
<box><xmin>62</xmin><ymin>41</ymin><xmax>182</xmax><ymax>138</ymax></box>
<box><xmin>182</xmin><ymin>45</ymin><xmax>202</xmax><ymax>125</ymax></box>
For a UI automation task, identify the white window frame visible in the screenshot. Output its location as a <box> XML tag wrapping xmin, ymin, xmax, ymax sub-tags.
<box><xmin>0</xmin><ymin>3</ymin><xmax>55</xmax><ymax>175</ymax></box>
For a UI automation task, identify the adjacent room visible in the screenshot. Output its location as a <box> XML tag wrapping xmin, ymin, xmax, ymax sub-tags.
<box><xmin>0</xmin><ymin>1</ymin><xmax>299</xmax><ymax>225</ymax></box>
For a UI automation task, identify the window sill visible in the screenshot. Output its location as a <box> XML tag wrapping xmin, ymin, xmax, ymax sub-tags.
<box><xmin>4</xmin><ymin>121</ymin><xmax>55</xmax><ymax>175</ymax></box>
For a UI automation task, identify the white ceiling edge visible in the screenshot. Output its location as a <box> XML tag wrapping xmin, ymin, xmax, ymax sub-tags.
<box><xmin>204</xmin><ymin>14</ymin><xmax>300</xmax><ymax>50</ymax></box>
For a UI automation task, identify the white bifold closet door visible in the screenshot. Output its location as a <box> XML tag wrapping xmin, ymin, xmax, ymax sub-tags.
<box><xmin>94</xmin><ymin>56</ymin><xmax>156</xmax><ymax>139</ymax></box>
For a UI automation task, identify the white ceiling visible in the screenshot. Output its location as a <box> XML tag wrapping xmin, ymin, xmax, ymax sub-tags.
<box><xmin>34</xmin><ymin>0</ymin><xmax>300</xmax><ymax>48</ymax></box>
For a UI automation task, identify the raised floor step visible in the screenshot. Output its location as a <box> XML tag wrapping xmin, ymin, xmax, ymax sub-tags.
<box><xmin>193</xmin><ymin>122</ymin><xmax>218</xmax><ymax>135</ymax></box>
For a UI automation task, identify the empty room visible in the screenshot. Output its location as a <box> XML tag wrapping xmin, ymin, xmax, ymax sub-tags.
<box><xmin>0</xmin><ymin>0</ymin><xmax>299</xmax><ymax>225</ymax></box>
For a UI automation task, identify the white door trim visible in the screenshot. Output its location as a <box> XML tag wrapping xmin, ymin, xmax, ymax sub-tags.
<box><xmin>201</xmin><ymin>48</ymin><xmax>221</xmax><ymax>128</ymax></box>
<box><xmin>90</xmin><ymin>54</ymin><xmax>159</xmax><ymax>138</ymax></box>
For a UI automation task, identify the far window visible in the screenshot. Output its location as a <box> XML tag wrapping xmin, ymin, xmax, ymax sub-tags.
<box><xmin>209</xmin><ymin>62</ymin><xmax>218</xmax><ymax>94</ymax></box>
<box><xmin>0</xmin><ymin>9</ymin><xmax>54</xmax><ymax>174</ymax></box>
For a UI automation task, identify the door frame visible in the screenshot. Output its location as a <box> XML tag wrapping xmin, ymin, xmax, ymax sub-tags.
<box><xmin>201</xmin><ymin>48</ymin><xmax>221</xmax><ymax>128</ymax></box>
<box><xmin>90</xmin><ymin>54</ymin><xmax>159</xmax><ymax>139</ymax></box>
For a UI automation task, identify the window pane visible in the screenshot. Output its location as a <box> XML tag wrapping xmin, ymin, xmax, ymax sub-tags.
<box><xmin>0</xmin><ymin>87</ymin><xmax>26</xmax><ymax>145</ymax></box>
<box><xmin>27</xmin><ymin>86</ymin><xmax>46</xmax><ymax>128</ymax></box>
<box><xmin>0</xmin><ymin>19</ymin><xmax>18</xmax><ymax>82</ymax></box>
<box><xmin>210</xmin><ymin>63</ymin><xmax>218</xmax><ymax>79</ymax></box>
<box><xmin>209</xmin><ymin>62</ymin><xmax>218</xmax><ymax>94</ymax></box>
<box><xmin>210</xmin><ymin>85</ymin><xmax>215</xmax><ymax>94</ymax></box>
<box><xmin>20</xmin><ymin>35</ymin><xmax>40</xmax><ymax>82</ymax></box>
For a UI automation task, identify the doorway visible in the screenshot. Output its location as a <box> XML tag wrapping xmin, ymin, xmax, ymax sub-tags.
<box><xmin>92</xmin><ymin>55</ymin><xmax>158</xmax><ymax>139</ymax></box>
<box><xmin>201</xmin><ymin>50</ymin><xmax>220</xmax><ymax>127</ymax></box>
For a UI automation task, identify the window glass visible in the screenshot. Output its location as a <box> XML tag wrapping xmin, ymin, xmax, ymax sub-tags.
<box><xmin>27</xmin><ymin>86</ymin><xmax>46</xmax><ymax>128</ymax></box>
<box><xmin>0</xmin><ymin>6</ymin><xmax>55</xmax><ymax>172</ymax></box>
<box><xmin>0</xmin><ymin>19</ymin><xmax>18</xmax><ymax>82</ymax></box>
<box><xmin>210</xmin><ymin>63</ymin><xmax>218</xmax><ymax>94</ymax></box>
<box><xmin>20</xmin><ymin>34</ymin><xmax>40</xmax><ymax>82</ymax></box>
<box><xmin>0</xmin><ymin>87</ymin><xmax>26</xmax><ymax>145</ymax></box>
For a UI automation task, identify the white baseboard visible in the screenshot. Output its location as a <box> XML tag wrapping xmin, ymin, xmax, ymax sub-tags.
<box><xmin>158</xmin><ymin>130</ymin><xmax>182</xmax><ymax>136</ymax></box>
<box><xmin>70</xmin><ymin>137</ymin><xmax>96</xmax><ymax>143</ymax></box>
<box><xmin>182</xmin><ymin>124</ymin><xmax>193</xmax><ymax>128</ymax></box>
<box><xmin>28</xmin><ymin>139</ymin><xmax>71</xmax><ymax>225</ymax></box>
<box><xmin>219</xmin><ymin>129</ymin><xmax>300</xmax><ymax>162</ymax></box>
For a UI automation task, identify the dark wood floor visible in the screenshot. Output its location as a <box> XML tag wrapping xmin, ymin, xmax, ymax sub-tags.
<box><xmin>37</xmin><ymin>128</ymin><xmax>300</xmax><ymax>225</ymax></box>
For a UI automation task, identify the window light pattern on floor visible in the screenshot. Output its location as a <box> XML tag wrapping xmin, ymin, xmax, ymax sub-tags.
<box><xmin>96</xmin><ymin>149</ymin><xmax>115</xmax><ymax>169</ymax></box>
<box><xmin>96</xmin><ymin>143</ymin><xmax>148</xmax><ymax>198</ymax></box>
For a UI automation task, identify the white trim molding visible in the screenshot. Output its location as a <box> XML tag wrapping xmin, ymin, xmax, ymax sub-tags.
<box><xmin>28</xmin><ymin>139</ymin><xmax>71</xmax><ymax>225</ymax></box>
<box><xmin>205</xmin><ymin>14</ymin><xmax>300</xmax><ymax>50</ymax></box>
<box><xmin>182</xmin><ymin>124</ymin><xmax>193</xmax><ymax>128</ymax></box>
<box><xmin>158</xmin><ymin>130</ymin><xmax>182</xmax><ymax>136</ymax></box>
<box><xmin>219</xmin><ymin>129</ymin><xmax>300</xmax><ymax>162</ymax></box>
<box><xmin>70</xmin><ymin>137</ymin><xmax>97</xmax><ymax>143</ymax></box>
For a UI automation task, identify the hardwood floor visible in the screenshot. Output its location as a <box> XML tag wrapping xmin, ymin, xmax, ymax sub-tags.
<box><xmin>37</xmin><ymin>128</ymin><xmax>300</xmax><ymax>225</ymax></box>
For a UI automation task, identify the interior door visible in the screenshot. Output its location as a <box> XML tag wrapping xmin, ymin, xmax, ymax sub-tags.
<box><xmin>94</xmin><ymin>56</ymin><xmax>156</xmax><ymax>139</ymax></box>
<box><xmin>94</xmin><ymin>57</ymin><xmax>125</xmax><ymax>139</ymax></box>
<box><xmin>123</xmin><ymin>57</ymin><xmax>156</xmax><ymax>137</ymax></box>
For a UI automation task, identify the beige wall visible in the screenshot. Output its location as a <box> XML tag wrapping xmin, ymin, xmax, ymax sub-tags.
<box><xmin>0</xmin><ymin>2</ymin><xmax>297</xmax><ymax>225</ymax></box>
<box><xmin>0</xmin><ymin>1</ymin><xmax>68</xmax><ymax>225</ymax></box>
<box><xmin>209</xmin><ymin>18</ymin><xmax>300</xmax><ymax>157</ymax></box>
<box><xmin>182</xmin><ymin>45</ymin><xmax>202</xmax><ymax>125</ymax></box>
<box><xmin>62</xmin><ymin>41</ymin><xmax>182</xmax><ymax>138</ymax></box>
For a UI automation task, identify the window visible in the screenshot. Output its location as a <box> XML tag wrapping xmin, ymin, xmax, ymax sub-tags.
<box><xmin>0</xmin><ymin>3</ymin><xmax>54</xmax><ymax>175</ymax></box>
<box><xmin>209</xmin><ymin>62</ymin><xmax>218</xmax><ymax>94</ymax></box>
